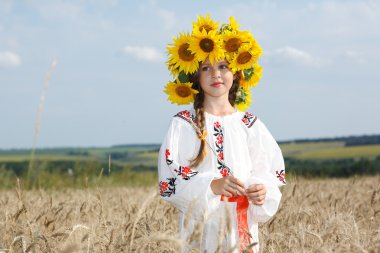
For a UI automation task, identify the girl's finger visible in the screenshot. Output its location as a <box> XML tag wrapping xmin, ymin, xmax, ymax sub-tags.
<box><xmin>223</xmin><ymin>190</ymin><xmax>233</xmax><ymax>197</ymax></box>
<box><xmin>247</xmin><ymin>190</ymin><xmax>264</xmax><ymax>198</ymax></box>
<box><xmin>225</xmin><ymin>185</ymin><xmax>235</xmax><ymax>194</ymax></box>
<box><xmin>246</xmin><ymin>184</ymin><xmax>264</xmax><ymax>193</ymax></box>
<box><xmin>231</xmin><ymin>177</ymin><xmax>245</xmax><ymax>188</ymax></box>
<box><xmin>236</xmin><ymin>185</ymin><xmax>246</xmax><ymax>195</ymax></box>
<box><xmin>253</xmin><ymin>200</ymin><xmax>264</xmax><ymax>206</ymax></box>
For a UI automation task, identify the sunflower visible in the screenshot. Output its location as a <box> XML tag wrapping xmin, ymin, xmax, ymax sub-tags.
<box><xmin>166</xmin><ymin>61</ymin><xmax>180</xmax><ymax>77</ymax></box>
<box><xmin>235</xmin><ymin>86</ymin><xmax>252</xmax><ymax>111</ymax></box>
<box><xmin>164</xmin><ymin>80</ymin><xmax>199</xmax><ymax>105</ymax></box>
<box><xmin>192</xmin><ymin>14</ymin><xmax>219</xmax><ymax>34</ymax></box>
<box><xmin>228</xmin><ymin>16</ymin><xmax>240</xmax><ymax>31</ymax></box>
<box><xmin>189</xmin><ymin>29</ymin><xmax>224</xmax><ymax>64</ymax></box>
<box><xmin>229</xmin><ymin>43</ymin><xmax>262</xmax><ymax>73</ymax></box>
<box><xmin>221</xmin><ymin>30</ymin><xmax>250</xmax><ymax>62</ymax></box>
<box><xmin>242</xmin><ymin>63</ymin><xmax>263</xmax><ymax>88</ymax></box>
<box><xmin>220</xmin><ymin>16</ymin><xmax>241</xmax><ymax>34</ymax></box>
<box><xmin>167</xmin><ymin>32</ymin><xmax>199</xmax><ymax>75</ymax></box>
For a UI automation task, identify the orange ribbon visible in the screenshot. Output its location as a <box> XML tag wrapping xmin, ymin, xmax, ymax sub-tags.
<box><xmin>220</xmin><ymin>195</ymin><xmax>253</xmax><ymax>253</ymax></box>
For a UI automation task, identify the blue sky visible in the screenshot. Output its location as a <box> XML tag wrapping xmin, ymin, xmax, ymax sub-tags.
<box><xmin>0</xmin><ymin>0</ymin><xmax>379</xmax><ymax>149</ymax></box>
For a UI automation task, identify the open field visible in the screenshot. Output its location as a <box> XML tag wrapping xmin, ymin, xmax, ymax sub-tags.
<box><xmin>1</xmin><ymin>176</ymin><xmax>379</xmax><ymax>252</ymax></box>
<box><xmin>280</xmin><ymin>141</ymin><xmax>345</xmax><ymax>157</ymax></box>
<box><xmin>286</xmin><ymin>144</ymin><xmax>380</xmax><ymax>160</ymax></box>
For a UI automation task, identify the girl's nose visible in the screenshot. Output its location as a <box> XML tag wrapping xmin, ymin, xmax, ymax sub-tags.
<box><xmin>211</xmin><ymin>67</ymin><xmax>221</xmax><ymax>78</ymax></box>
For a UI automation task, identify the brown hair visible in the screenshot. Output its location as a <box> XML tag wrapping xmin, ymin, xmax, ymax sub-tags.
<box><xmin>189</xmin><ymin>70</ymin><xmax>240</xmax><ymax>168</ymax></box>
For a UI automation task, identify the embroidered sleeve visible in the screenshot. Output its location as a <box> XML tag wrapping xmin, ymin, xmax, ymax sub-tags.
<box><xmin>157</xmin><ymin>112</ymin><xmax>217</xmax><ymax>214</ymax></box>
<box><xmin>245</xmin><ymin>114</ymin><xmax>286</xmax><ymax>186</ymax></box>
<box><xmin>246</xmin><ymin>116</ymin><xmax>285</xmax><ymax>223</ymax></box>
<box><xmin>165</xmin><ymin>148</ymin><xmax>198</xmax><ymax>180</ymax></box>
<box><xmin>160</xmin><ymin>110</ymin><xmax>199</xmax><ymax>182</ymax></box>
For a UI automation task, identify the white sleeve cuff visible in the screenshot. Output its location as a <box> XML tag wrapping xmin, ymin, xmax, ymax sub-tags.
<box><xmin>250</xmin><ymin>184</ymin><xmax>282</xmax><ymax>223</ymax></box>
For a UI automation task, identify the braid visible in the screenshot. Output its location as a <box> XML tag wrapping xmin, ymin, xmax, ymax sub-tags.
<box><xmin>189</xmin><ymin>92</ymin><xmax>207</xmax><ymax>168</ymax></box>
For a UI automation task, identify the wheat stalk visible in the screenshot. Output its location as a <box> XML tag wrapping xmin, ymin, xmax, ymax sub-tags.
<box><xmin>27</xmin><ymin>60</ymin><xmax>58</xmax><ymax>188</ymax></box>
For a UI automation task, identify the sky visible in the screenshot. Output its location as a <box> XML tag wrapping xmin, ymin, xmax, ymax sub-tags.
<box><xmin>0</xmin><ymin>0</ymin><xmax>379</xmax><ymax>149</ymax></box>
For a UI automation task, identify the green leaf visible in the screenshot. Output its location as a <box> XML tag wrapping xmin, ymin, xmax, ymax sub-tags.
<box><xmin>235</xmin><ymin>87</ymin><xmax>248</xmax><ymax>104</ymax></box>
<box><xmin>243</xmin><ymin>67</ymin><xmax>254</xmax><ymax>81</ymax></box>
<box><xmin>178</xmin><ymin>71</ymin><xmax>191</xmax><ymax>83</ymax></box>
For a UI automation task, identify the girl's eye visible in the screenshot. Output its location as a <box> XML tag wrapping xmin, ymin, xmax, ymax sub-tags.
<box><xmin>219</xmin><ymin>64</ymin><xmax>229</xmax><ymax>70</ymax></box>
<box><xmin>201</xmin><ymin>66</ymin><xmax>210</xmax><ymax>71</ymax></box>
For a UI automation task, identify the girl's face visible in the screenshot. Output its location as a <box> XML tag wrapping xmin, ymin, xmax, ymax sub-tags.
<box><xmin>199</xmin><ymin>58</ymin><xmax>235</xmax><ymax>100</ymax></box>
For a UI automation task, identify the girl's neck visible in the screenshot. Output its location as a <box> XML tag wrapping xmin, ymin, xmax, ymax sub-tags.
<box><xmin>203</xmin><ymin>97</ymin><xmax>235</xmax><ymax>116</ymax></box>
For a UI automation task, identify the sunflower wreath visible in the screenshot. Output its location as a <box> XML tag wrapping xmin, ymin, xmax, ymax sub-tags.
<box><xmin>164</xmin><ymin>14</ymin><xmax>263</xmax><ymax>111</ymax></box>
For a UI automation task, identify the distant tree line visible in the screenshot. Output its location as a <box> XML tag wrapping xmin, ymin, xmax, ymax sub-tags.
<box><xmin>279</xmin><ymin>134</ymin><xmax>380</xmax><ymax>146</ymax></box>
<box><xmin>286</xmin><ymin>156</ymin><xmax>380</xmax><ymax>178</ymax></box>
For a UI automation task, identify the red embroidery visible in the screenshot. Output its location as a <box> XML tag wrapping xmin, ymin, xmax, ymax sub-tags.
<box><xmin>174</xmin><ymin>166</ymin><xmax>198</xmax><ymax>180</ymax></box>
<box><xmin>242</xmin><ymin>112</ymin><xmax>257</xmax><ymax>128</ymax></box>
<box><xmin>166</xmin><ymin>148</ymin><xmax>198</xmax><ymax>180</ymax></box>
<box><xmin>276</xmin><ymin>169</ymin><xmax>286</xmax><ymax>184</ymax></box>
<box><xmin>181</xmin><ymin>110</ymin><xmax>190</xmax><ymax>118</ymax></box>
<box><xmin>213</xmin><ymin>121</ymin><xmax>231</xmax><ymax>176</ymax></box>
<box><xmin>221</xmin><ymin>168</ymin><xmax>229</xmax><ymax>177</ymax></box>
<box><xmin>166</xmin><ymin>148</ymin><xmax>173</xmax><ymax>166</ymax></box>
<box><xmin>175</xmin><ymin>110</ymin><xmax>196</xmax><ymax>124</ymax></box>
<box><xmin>160</xmin><ymin>181</ymin><xmax>169</xmax><ymax>191</ymax></box>
<box><xmin>159</xmin><ymin>178</ymin><xmax>176</xmax><ymax>197</ymax></box>
<box><xmin>181</xmin><ymin>166</ymin><xmax>192</xmax><ymax>178</ymax></box>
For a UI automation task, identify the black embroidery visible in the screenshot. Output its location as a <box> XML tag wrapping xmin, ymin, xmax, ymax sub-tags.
<box><xmin>242</xmin><ymin>112</ymin><xmax>257</xmax><ymax>128</ymax></box>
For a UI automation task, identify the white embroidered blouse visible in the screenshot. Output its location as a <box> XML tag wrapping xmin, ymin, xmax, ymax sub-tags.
<box><xmin>158</xmin><ymin>109</ymin><xmax>286</xmax><ymax>253</ymax></box>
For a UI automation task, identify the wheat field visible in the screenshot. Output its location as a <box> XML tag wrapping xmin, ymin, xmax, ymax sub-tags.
<box><xmin>1</xmin><ymin>176</ymin><xmax>379</xmax><ymax>253</ymax></box>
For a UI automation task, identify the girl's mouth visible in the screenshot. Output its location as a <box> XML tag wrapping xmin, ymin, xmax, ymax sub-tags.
<box><xmin>211</xmin><ymin>82</ymin><xmax>223</xmax><ymax>87</ymax></box>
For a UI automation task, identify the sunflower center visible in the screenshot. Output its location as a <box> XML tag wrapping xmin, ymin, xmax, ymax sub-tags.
<box><xmin>199</xmin><ymin>38</ymin><xmax>214</xmax><ymax>53</ymax></box>
<box><xmin>178</xmin><ymin>43</ymin><xmax>195</xmax><ymax>61</ymax></box>
<box><xmin>225</xmin><ymin>38</ymin><xmax>241</xmax><ymax>52</ymax></box>
<box><xmin>237</xmin><ymin>51</ymin><xmax>252</xmax><ymax>64</ymax></box>
<box><xmin>199</xmin><ymin>25</ymin><xmax>213</xmax><ymax>33</ymax></box>
<box><xmin>175</xmin><ymin>86</ymin><xmax>192</xmax><ymax>98</ymax></box>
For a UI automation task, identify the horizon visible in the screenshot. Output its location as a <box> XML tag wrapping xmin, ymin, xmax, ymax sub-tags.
<box><xmin>1</xmin><ymin>132</ymin><xmax>379</xmax><ymax>151</ymax></box>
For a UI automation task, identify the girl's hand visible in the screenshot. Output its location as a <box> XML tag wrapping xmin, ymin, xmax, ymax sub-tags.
<box><xmin>210</xmin><ymin>176</ymin><xmax>245</xmax><ymax>197</ymax></box>
<box><xmin>246</xmin><ymin>184</ymin><xmax>266</xmax><ymax>205</ymax></box>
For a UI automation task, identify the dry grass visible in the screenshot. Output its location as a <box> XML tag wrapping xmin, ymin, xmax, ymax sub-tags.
<box><xmin>1</xmin><ymin>176</ymin><xmax>379</xmax><ymax>253</ymax></box>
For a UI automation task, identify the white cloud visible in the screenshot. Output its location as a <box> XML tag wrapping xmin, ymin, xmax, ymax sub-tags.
<box><xmin>121</xmin><ymin>46</ymin><xmax>164</xmax><ymax>62</ymax></box>
<box><xmin>0</xmin><ymin>51</ymin><xmax>21</xmax><ymax>67</ymax></box>
<box><xmin>266</xmin><ymin>46</ymin><xmax>322</xmax><ymax>67</ymax></box>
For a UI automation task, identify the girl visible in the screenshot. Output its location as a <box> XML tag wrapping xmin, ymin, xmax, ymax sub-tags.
<box><xmin>158</xmin><ymin>15</ymin><xmax>286</xmax><ymax>253</ymax></box>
